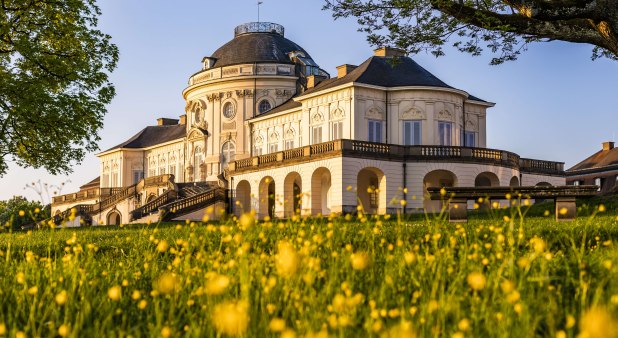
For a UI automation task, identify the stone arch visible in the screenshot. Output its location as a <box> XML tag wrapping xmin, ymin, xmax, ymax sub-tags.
<box><xmin>107</xmin><ymin>210</ymin><xmax>122</xmax><ymax>226</ymax></box>
<box><xmin>146</xmin><ymin>194</ymin><xmax>157</xmax><ymax>203</ymax></box>
<box><xmin>510</xmin><ymin>176</ymin><xmax>520</xmax><ymax>187</ymax></box>
<box><xmin>536</xmin><ymin>182</ymin><xmax>552</xmax><ymax>187</ymax></box>
<box><xmin>423</xmin><ymin>169</ymin><xmax>458</xmax><ymax>212</ymax></box>
<box><xmin>258</xmin><ymin>176</ymin><xmax>276</xmax><ymax>219</ymax></box>
<box><xmin>235</xmin><ymin>180</ymin><xmax>252</xmax><ymax>216</ymax></box>
<box><xmin>311</xmin><ymin>167</ymin><xmax>332</xmax><ymax>216</ymax></box>
<box><xmin>284</xmin><ymin>172</ymin><xmax>302</xmax><ymax>217</ymax></box>
<box><xmin>357</xmin><ymin>167</ymin><xmax>386</xmax><ymax>214</ymax></box>
<box><xmin>475</xmin><ymin>172</ymin><xmax>500</xmax><ymax>187</ymax></box>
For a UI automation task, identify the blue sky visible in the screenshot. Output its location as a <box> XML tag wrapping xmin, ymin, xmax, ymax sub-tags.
<box><xmin>2</xmin><ymin>0</ymin><xmax>617</xmax><ymax>203</ymax></box>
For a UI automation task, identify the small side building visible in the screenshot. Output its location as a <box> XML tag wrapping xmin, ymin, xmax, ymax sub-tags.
<box><xmin>566</xmin><ymin>142</ymin><xmax>618</xmax><ymax>194</ymax></box>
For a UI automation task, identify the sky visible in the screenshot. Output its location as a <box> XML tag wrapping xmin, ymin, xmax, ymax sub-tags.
<box><xmin>2</xmin><ymin>0</ymin><xmax>617</xmax><ymax>203</ymax></box>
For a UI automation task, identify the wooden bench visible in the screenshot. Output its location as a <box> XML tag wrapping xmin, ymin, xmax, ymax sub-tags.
<box><xmin>427</xmin><ymin>186</ymin><xmax>598</xmax><ymax>222</ymax></box>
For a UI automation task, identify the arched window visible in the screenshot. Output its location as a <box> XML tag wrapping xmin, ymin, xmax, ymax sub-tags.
<box><xmin>258</xmin><ymin>100</ymin><xmax>272</xmax><ymax>114</ymax></box>
<box><xmin>221</xmin><ymin>141</ymin><xmax>236</xmax><ymax>168</ymax></box>
<box><xmin>223</xmin><ymin>102</ymin><xmax>235</xmax><ymax>119</ymax></box>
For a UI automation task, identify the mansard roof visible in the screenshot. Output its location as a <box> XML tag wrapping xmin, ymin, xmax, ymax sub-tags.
<box><xmin>299</xmin><ymin>56</ymin><xmax>486</xmax><ymax>102</ymax></box>
<box><xmin>101</xmin><ymin>124</ymin><xmax>186</xmax><ymax>153</ymax></box>
<box><xmin>567</xmin><ymin>146</ymin><xmax>618</xmax><ymax>172</ymax></box>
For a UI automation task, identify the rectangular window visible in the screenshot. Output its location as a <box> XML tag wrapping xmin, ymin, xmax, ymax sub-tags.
<box><xmin>460</xmin><ymin>129</ymin><xmax>476</xmax><ymax>147</ymax></box>
<box><xmin>595</xmin><ymin>177</ymin><xmax>603</xmax><ymax>191</ymax></box>
<box><xmin>368</xmin><ymin>120</ymin><xmax>382</xmax><ymax>143</ymax></box>
<box><xmin>159</xmin><ymin>167</ymin><xmax>166</xmax><ymax>175</ymax></box>
<box><xmin>312</xmin><ymin>126</ymin><xmax>323</xmax><ymax>144</ymax></box>
<box><xmin>169</xmin><ymin>165</ymin><xmax>176</xmax><ymax>177</ymax></box>
<box><xmin>132</xmin><ymin>170</ymin><xmax>144</xmax><ymax>184</ymax></box>
<box><xmin>285</xmin><ymin>140</ymin><xmax>294</xmax><ymax>150</ymax></box>
<box><xmin>112</xmin><ymin>172</ymin><xmax>119</xmax><ymax>187</ymax></box>
<box><xmin>332</xmin><ymin>121</ymin><xmax>343</xmax><ymax>140</ymax></box>
<box><xmin>572</xmin><ymin>180</ymin><xmax>580</xmax><ymax>186</ymax></box>
<box><xmin>269</xmin><ymin>143</ymin><xmax>278</xmax><ymax>154</ymax></box>
<box><xmin>403</xmin><ymin>120</ymin><xmax>422</xmax><ymax>145</ymax></box>
<box><xmin>102</xmin><ymin>174</ymin><xmax>110</xmax><ymax>187</ymax></box>
<box><xmin>254</xmin><ymin>146</ymin><xmax>263</xmax><ymax>156</ymax></box>
<box><xmin>438</xmin><ymin>121</ymin><xmax>453</xmax><ymax>146</ymax></box>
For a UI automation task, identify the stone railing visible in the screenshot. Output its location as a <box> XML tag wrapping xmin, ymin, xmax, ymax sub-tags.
<box><xmin>130</xmin><ymin>190</ymin><xmax>177</xmax><ymax>221</ymax></box>
<box><xmin>161</xmin><ymin>188</ymin><xmax>227</xmax><ymax>221</ymax></box>
<box><xmin>188</xmin><ymin>63</ymin><xmax>295</xmax><ymax>86</ymax></box>
<box><xmin>520</xmin><ymin>158</ymin><xmax>565</xmax><ymax>175</ymax></box>
<box><xmin>229</xmin><ymin>139</ymin><xmax>564</xmax><ymax>176</ymax></box>
<box><xmin>52</xmin><ymin>188</ymin><xmax>100</xmax><ymax>204</ymax></box>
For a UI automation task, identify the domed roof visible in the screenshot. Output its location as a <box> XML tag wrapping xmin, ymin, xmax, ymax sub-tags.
<box><xmin>209</xmin><ymin>22</ymin><xmax>315</xmax><ymax>68</ymax></box>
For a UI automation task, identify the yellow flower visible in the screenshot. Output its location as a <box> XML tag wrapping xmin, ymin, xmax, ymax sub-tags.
<box><xmin>205</xmin><ymin>273</ymin><xmax>230</xmax><ymax>295</ymax></box>
<box><xmin>55</xmin><ymin>290</ymin><xmax>68</xmax><ymax>305</ymax></box>
<box><xmin>161</xmin><ymin>326</ymin><xmax>173</xmax><ymax>338</ymax></box>
<box><xmin>579</xmin><ymin>306</ymin><xmax>618</xmax><ymax>338</ymax></box>
<box><xmin>239</xmin><ymin>212</ymin><xmax>255</xmax><ymax>230</ymax></box>
<box><xmin>155</xmin><ymin>273</ymin><xmax>180</xmax><ymax>294</ymax></box>
<box><xmin>58</xmin><ymin>324</ymin><xmax>70</xmax><ymax>337</ymax></box>
<box><xmin>467</xmin><ymin>272</ymin><xmax>486</xmax><ymax>291</ymax></box>
<box><xmin>458</xmin><ymin>318</ymin><xmax>470</xmax><ymax>331</ymax></box>
<box><xmin>138</xmin><ymin>300</ymin><xmax>148</xmax><ymax>310</ymax></box>
<box><xmin>15</xmin><ymin>331</ymin><xmax>26</xmax><ymax>338</ymax></box>
<box><xmin>0</xmin><ymin>323</ymin><xmax>5</xmax><ymax>335</ymax></box>
<box><xmin>27</xmin><ymin>286</ymin><xmax>38</xmax><ymax>295</ymax></box>
<box><xmin>212</xmin><ymin>301</ymin><xmax>249</xmax><ymax>336</ymax></box>
<box><xmin>157</xmin><ymin>240</ymin><xmax>169</xmax><ymax>253</ymax></box>
<box><xmin>599</xmin><ymin>204</ymin><xmax>606</xmax><ymax>212</ymax></box>
<box><xmin>276</xmin><ymin>241</ymin><xmax>299</xmax><ymax>277</ymax></box>
<box><xmin>131</xmin><ymin>290</ymin><xmax>141</xmax><ymax>300</ymax></box>
<box><xmin>351</xmin><ymin>251</ymin><xmax>370</xmax><ymax>270</ymax></box>
<box><xmin>269</xmin><ymin>318</ymin><xmax>286</xmax><ymax>332</ymax></box>
<box><xmin>18</xmin><ymin>210</ymin><xmax>25</xmax><ymax>217</ymax></box>
<box><xmin>16</xmin><ymin>272</ymin><xmax>25</xmax><ymax>284</ymax></box>
<box><xmin>108</xmin><ymin>285</ymin><xmax>122</xmax><ymax>301</ymax></box>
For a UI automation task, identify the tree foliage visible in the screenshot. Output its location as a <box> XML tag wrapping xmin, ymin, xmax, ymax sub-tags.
<box><xmin>0</xmin><ymin>0</ymin><xmax>118</xmax><ymax>176</ymax></box>
<box><xmin>0</xmin><ymin>195</ymin><xmax>48</xmax><ymax>230</ymax></box>
<box><xmin>324</xmin><ymin>0</ymin><xmax>618</xmax><ymax>64</ymax></box>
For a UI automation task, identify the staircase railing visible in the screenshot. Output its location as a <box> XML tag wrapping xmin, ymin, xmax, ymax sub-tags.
<box><xmin>161</xmin><ymin>188</ymin><xmax>227</xmax><ymax>221</ymax></box>
<box><xmin>130</xmin><ymin>190</ymin><xmax>177</xmax><ymax>221</ymax></box>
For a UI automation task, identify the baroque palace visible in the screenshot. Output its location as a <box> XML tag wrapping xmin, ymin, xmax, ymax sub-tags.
<box><xmin>52</xmin><ymin>22</ymin><xmax>565</xmax><ymax>226</ymax></box>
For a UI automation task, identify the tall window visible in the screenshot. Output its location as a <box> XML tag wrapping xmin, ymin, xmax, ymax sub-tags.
<box><xmin>194</xmin><ymin>146</ymin><xmax>204</xmax><ymax>181</ymax></box>
<box><xmin>403</xmin><ymin>120</ymin><xmax>422</xmax><ymax>145</ymax></box>
<box><xmin>285</xmin><ymin>139</ymin><xmax>294</xmax><ymax>150</ymax></box>
<box><xmin>254</xmin><ymin>145</ymin><xmax>263</xmax><ymax>156</ymax></box>
<box><xmin>595</xmin><ymin>177</ymin><xmax>603</xmax><ymax>191</ymax></box>
<box><xmin>368</xmin><ymin>120</ymin><xmax>382</xmax><ymax>143</ymax></box>
<box><xmin>258</xmin><ymin>100</ymin><xmax>272</xmax><ymax>114</ymax></box>
<box><xmin>312</xmin><ymin>126</ymin><xmax>323</xmax><ymax>144</ymax></box>
<box><xmin>223</xmin><ymin>102</ymin><xmax>235</xmax><ymax>119</ymax></box>
<box><xmin>133</xmin><ymin>170</ymin><xmax>144</xmax><ymax>184</ymax></box>
<box><xmin>573</xmin><ymin>180</ymin><xmax>580</xmax><ymax>186</ymax></box>
<box><xmin>438</xmin><ymin>121</ymin><xmax>453</xmax><ymax>146</ymax></box>
<box><xmin>269</xmin><ymin>142</ymin><xmax>279</xmax><ymax>153</ymax></box>
<box><xmin>332</xmin><ymin>121</ymin><xmax>343</xmax><ymax>140</ymax></box>
<box><xmin>460</xmin><ymin>129</ymin><xmax>476</xmax><ymax>147</ymax></box>
<box><xmin>221</xmin><ymin>141</ymin><xmax>236</xmax><ymax>168</ymax></box>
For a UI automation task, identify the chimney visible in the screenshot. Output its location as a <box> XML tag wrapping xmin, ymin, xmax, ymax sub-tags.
<box><xmin>306</xmin><ymin>75</ymin><xmax>327</xmax><ymax>89</ymax></box>
<box><xmin>179</xmin><ymin>114</ymin><xmax>187</xmax><ymax>125</ymax></box>
<box><xmin>157</xmin><ymin>118</ymin><xmax>179</xmax><ymax>126</ymax></box>
<box><xmin>603</xmin><ymin>141</ymin><xmax>615</xmax><ymax>151</ymax></box>
<box><xmin>336</xmin><ymin>64</ymin><xmax>357</xmax><ymax>78</ymax></box>
<box><xmin>374</xmin><ymin>47</ymin><xmax>406</xmax><ymax>57</ymax></box>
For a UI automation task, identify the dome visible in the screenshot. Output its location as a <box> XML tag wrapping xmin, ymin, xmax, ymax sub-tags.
<box><xmin>209</xmin><ymin>22</ymin><xmax>317</xmax><ymax>68</ymax></box>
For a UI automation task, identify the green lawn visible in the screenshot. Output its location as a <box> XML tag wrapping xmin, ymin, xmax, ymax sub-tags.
<box><xmin>0</xmin><ymin>198</ymin><xmax>617</xmax><ymax>337</ymax></box>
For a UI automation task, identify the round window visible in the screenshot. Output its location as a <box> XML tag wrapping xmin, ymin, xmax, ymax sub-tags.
<box><xmin>223</xmin><ymin>102</ymin><xmax>235</xmax><ymax>119</ymax></box>
<box><xmin>258</xmin><ymin>100</ymin><xmax>272</xmax><ymax>114</ymax></box>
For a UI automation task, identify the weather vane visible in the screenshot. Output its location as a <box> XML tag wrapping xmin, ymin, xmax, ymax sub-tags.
<box><xmin>258</xmin><ymin>1</ymin><xmax>263</xmax><ymax>22</ymax></box>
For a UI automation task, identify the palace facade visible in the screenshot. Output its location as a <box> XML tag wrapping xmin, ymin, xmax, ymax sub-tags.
<box><xmin>52</xmin><ymin>22</ymin><xmax>565</xmax><ymax>225</ymax></box>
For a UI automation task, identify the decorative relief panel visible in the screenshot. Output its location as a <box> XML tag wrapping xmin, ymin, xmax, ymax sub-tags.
<box><xmin>236</xmin><ymin>89</ymin><xmax>254</xmax><ymax>98</ymax></box>
<box><xmin>222</xmin><ymin>121</ymin><xmax>236</xmax><ymax>130</ymax></box>
<box><xmin>400</xmin><ymin>107</ymin><xmax>425</xmax><ymax>120</ymax></box>
<box><xmin>285</xmin><ymin>128</ymin><xmax>295</xmax><ymax>139</ymax></box>
<box><xmin>465</xmin><ymin>119</ymin><xmax>478</xmax><ymax>132</ymax></box>
<box><xmin>437</xmin><ymin>109</ymin><xmax>453</xmax><ymax>121</ymax></box>
<box><xmin>269</xmin><ymin>131</ymin><xmax>279</xmax><ymax>142</ymax></box>
<box><xmin>254</xmin><ymin>135</ymin><xmax>264</xmax><ymax>145</ymax></box>
<box><xmin>366</xmin><ymin>107</ymin><xmax>384</xmax><ymax>120</ymax></box>
<box><xmin>330</xmin><ymin>107</ymin><xmax>345</xmax><ymax>120</ymax></box>
<box><xmin>311</xmin><ymin>111</ymin><xmax>324</xmax><ymax>124</ymax></box>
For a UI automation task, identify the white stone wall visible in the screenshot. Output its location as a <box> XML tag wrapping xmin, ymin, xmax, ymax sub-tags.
<box><xmin>521</xmin><ymin>173</ymin><xmax>565</xmax><ymax>186</ymax></box>
<box><xmin>145</xmin><ymin>141</ymin><xmax>185</xmax><ymax>183</ymax></box>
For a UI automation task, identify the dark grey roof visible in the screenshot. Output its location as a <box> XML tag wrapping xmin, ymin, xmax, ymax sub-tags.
<box><xmin>249</xmin><ymin>98</ymin><xmax>302</xmax><ymax>120</ymax></box>
<box><xmin>102</xmin><ymin>124</ymin><xmax>186</xmax><ymax>153</ymax></box>
<box><xmin>299</xmin><ymin>56</ymin><xmax>487</xmax><ymax>103</ymax></box>
<box><xmin>567</xmin><ymin>147</ymin><xmax>618</xmax><ymax>171</ymax></box>
<box><xmin>210</xmin><ymin>32</ymin><xmax>313</xmax><ymax>68</ymax></box>
<box><xmin>300</xmin><ymin>56</ymin><xmax>455</xmax><ymax>96</ymax></box>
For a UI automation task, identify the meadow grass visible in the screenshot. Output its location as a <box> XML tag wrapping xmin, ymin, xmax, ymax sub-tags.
<box><xmin>1</xmin><ymin>199</ymin><xmax>618</xmax><ymax>337</ymax></box>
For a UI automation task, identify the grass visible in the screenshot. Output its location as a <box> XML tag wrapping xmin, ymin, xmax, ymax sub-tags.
<box><xmin>0</xmin><ymin>197</ymin><xmax>617</xmax><ymax>337</ymax></box>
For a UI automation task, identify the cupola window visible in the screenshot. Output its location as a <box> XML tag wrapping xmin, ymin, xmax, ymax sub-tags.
<box><xmin>258</xmin><ymin>100</ymin><xmax>272</xmax><ymax>114</ymax></box>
